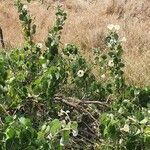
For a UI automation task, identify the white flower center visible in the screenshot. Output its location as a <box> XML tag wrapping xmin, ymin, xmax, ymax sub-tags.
<box><xmin>77</xmin><ymin>70</ymin><xmax>84</xmax><ymax>77</ymax></box>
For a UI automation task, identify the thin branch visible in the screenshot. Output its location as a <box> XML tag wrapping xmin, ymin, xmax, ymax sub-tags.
<box><xmin>54</xmin><ymin>96</ymin><xmax>79</xmax><ymax>108</ymax></box>
<box><xmin>54</xmin><ymin>95</ymin><xmax>108</xmax><ymax>107</ymax></box>
<box><xmin>80</xmin><ymin>100</ymin><xmax>108</xmax><ymax>107</ymax></box>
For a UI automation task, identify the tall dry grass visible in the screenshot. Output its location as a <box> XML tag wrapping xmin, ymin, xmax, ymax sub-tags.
<box><xmin>0</xmin><ymin>0</ymin><xmax>150</xmax><ymax>86</ymax></box>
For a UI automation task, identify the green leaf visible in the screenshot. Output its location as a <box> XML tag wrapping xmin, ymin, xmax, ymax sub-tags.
<box><xmin>41</xmin><ymin>124</ymin><xmax>47</xmax><ymax>131</ymax></box>
<box><xmin>50</xmin><ymin>119</ymin><xmax>62</xmax><ymax>135</ymax></box>
<box><xmin>62</xmin><ymin>130</ymin><xmax>70</xmax><ymax>144</ymax></box>
<box><xmin>103</xmin><ymin>126</ymin><xmax>108</xmax><ymax>137</ymax></box>
<box><xmin>19</xmin><ymin>117</ymin><xmax>31</xmax><ymax>127</ymax></box>
<box><xmin>20</xmin><ymin>129</ymin><xmax>32</xmax><ymax>144</ymax></box>
<box><xmin>6</xmin><ymin>138</ymin><xmax>19</xmax><ymax>150</ymax></box>
<box><xmin>70</xmin><ymin>121</ymin><xmax>78</xmax><ymax>131</ymax></box>
<box><xmin>113</xmin><ymin>33</ymin><xmax>119</xmax><ymax>41</ymax></box>
<box><xmin>5</xmin><ymin>128</ymin><xmax>16</xmax><ymax>139</ymax></box>
<box><xmin>101</xmin><ymin>54</ymin><xmax>107</xmax><ymax>60</ymax></box>
<box><xmin>144</xmin><ymin>126</ymin><xmax>150</xmax><ymax>137</ymax></box>
<box><xmin>119</xmin><ymin>63</ymin><xmax>125</xmax><ymax>68</ymax></box>
<box><xmin>31</xmin><ymin>24</ymin><xmax>36</xmax><ymax>34</ymax></box>
<box><xmin>108</xmin><ymin>52</ymin><xmax>114</xmax><ymax>57</ymax></box>
<box><xmin>19</xmin><ymin>14</ymin><xmax>25</xmax><ymax>21</ymax></box>
<box><xmin>37</xmin><ymin>131</ymin><xmax>45</xmax><ymax>140</ymax></box>
<box><xmin>5</xmin><ymin>116</ymin><xmax>14</xmax><ymax>124</ymax></box>
<box><xmin>45</xmin><ymin>125</ymin><xmax>50</xmax><ymax>133</ymax></box>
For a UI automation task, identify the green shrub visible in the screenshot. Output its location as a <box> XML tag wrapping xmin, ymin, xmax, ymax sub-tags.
<box><xmin>0</xmin><ymin>1</ymin><xmax>149</xmax><ymax>149</ymax></box>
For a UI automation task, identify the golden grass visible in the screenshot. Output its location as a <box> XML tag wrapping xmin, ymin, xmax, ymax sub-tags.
<box><xmin>0</xmin><ymin>0</ymin><xmax>150</xmax><ymax>86</ymax></box>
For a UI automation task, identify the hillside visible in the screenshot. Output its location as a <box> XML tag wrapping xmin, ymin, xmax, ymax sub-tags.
<box><xmin>0</xmin><ymin>0</ymin><xmax>150</xmax><ymax>86</ymax></box>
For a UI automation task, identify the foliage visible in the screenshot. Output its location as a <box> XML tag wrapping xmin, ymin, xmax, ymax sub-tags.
<box><xmin>0</xmin><ymin>0</ymin><xmax>149</xmax><ymax>150</ymax></box>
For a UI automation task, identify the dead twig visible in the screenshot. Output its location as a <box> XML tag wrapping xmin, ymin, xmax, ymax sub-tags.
<box><xmin>80</xmin><ymin>100</ymin><xmax>108</xmax><ymax>107</ymax></box>
<box><xmin>53</xmin><ymin>95</ymin><xmax>108</xmax><ymax>125</ymax></box>
<box><xmin>54</xmin><ymin>96</ymin><xmax>79</xmax><ymax>109</ymax></box>
<box><xmin>54</xmin><ymin>95</ymin><xmax>108</xmax><ymax>108</ymax></box>
<box><xmin>0</xmin><ymin>27</ymin><xmax>5</xmax><ymax>48</ymax></box>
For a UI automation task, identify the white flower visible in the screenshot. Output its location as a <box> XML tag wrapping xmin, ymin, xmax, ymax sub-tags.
<box><xmin>123</xmin><ymin>99</ymin><xmax>129</xmax><ymax>103</ymax></box>
<box><xmin>96</xmin><ymin>89</ymin><xmax>99</xmax><ymax>92</ymax></box>
<box><xmin>58</xmin><ymin>109</ymin><xmax>65</xmax><ymax>116</ymax></box>
<box><xmin>107</xmin><ymin>113</ymin><xmax>114</xmax><ymax>119</ymax></box>
<box><xmin>7</xmin><ymin>77</ymin><xmax>15</xmax><ymax>83</ymax></box>
<box><xmin>42</xmin><ymin>63</ymin><xmax>47</xmax><ymax>69</ymax></box>
<box><xmin>66</xmin><ymin>110</ymin><xmax>70</xmax><ymax>114</ymax></box>
<box><xmin>108</xmin><ymin>60</ymin><xmax>114</xmax><ymax>67</ymax></box>
<box><xmin>101</xmin><ymin>74</ymin><xmax>106</xmax><ymax>79</ymax></box>
<box><xmin>77</xmin><ymin>70</ymin><xmax>84</xmax><ymax>77</ymax></box>
<box><xmin>109</xmin><ymin>114</ymin><xmax>114</xmax><ymax>119</ymax></box>
<box><xmin>118</xmin><ymin>107</ymin><xmax>123</xmax><ymax>114</ymax></box>
<box><xmin>60</xmin><ymin>137</ymin><xmax>64</xmax><ymax>146</ymax></box>
<box><xmin>3</xmin><ymin>86</ymin><xmax>7</xmax><ymax>92</ymax></box>
<box><xmin>61</xmin><ymin>120</ymin><xmax>66</xmax><ymax>128</ymax></box>
<box><xmin>120</xmin><ymin>124</ymin><xmax>130</xmax><ymax>132</ymax></box>
<box><xmin>69</xmin><ymin>54</ymin><xmax>76</xmax><ymax>60</ymax></box>
<box><xmin>121</xmin><ymin>37</ymin><xmax>127</xmax><ymax>42</ymax></box>
<box><xmin>119</xmin><ymin>138</ymin><xmax>123</xmax><ymax>144</ymax></box>
<box><xmin>65</xmin><ymin>116</ymin><xmax>70</xmax><ymax>120</ymax></box>
<box><xmin>107</xmin><ymin>24</ymin><xmax>115</xmax><ymax>30</ymax></box>
<box><xmin>93</xmin><ymin>125</ymin><xmax>97</xmax><ymax>129</ymax></box>
<box><xmin>0</xmin><ymin>85</ymin><xmax>4</xmax><ymax>91</ymax></box>
<box><xmin>37</xmin><ymin>43</ymin><xmax>43</xmax><ymax>49</ymax></box>
<box><xmin>107</xmin><ymin>24</ymin><xmax>120</xmax><ymax>31</ymax></box>
<box><xmin>107</xmin><ymin>43</ymin><xmax>112</xmax><ymax>48</ymax></box>
<box><xmin>40</xmin><ymin>55</ymin><xmax>44</xmax><ymax>59</ymax></box>
<box><xmin>47</xmin><ymin>133</ymin><xmax>52</xmax><ymax>140</ymax></box>
<box><xmin>47</xmin><ymin>60</ymin><xmax>50</xmax><ymax>64</ymax></box>
<box><xmin>72</xmin><ymin>130</ymin><xmax>78</xmax><ymax>137</ymax></box>
<box><xmin>110</xmin><ymin>39</ymin><xmax>115</xmax><ymax>43</ymax></box>
<box><xmin>22</xmin><ymin>5</ymin><xmax>28</xmax><ymax>10</ymax></box>
<box><xmin>135</xmin><ymin>129</ymin><xmax>141</xmax><ymax>135</ymax></box>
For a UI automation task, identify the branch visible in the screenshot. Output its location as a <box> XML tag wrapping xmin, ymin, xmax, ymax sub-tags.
<box><xmin>80</xmin><ymin>100</ymin><xmax>108</xmax><ymax>107</ymax></box>
<box><xmin>54</xmin><ymin>95</ymin><xmax>108</xmax><ymax>108</ymax></box>
<box><xmin>54</xmin><ymin>96</ymin><xmax>81</xmax><ymax>109</ymax></box>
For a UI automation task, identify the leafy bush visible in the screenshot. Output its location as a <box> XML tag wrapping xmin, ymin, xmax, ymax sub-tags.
<box><xmin>0</xmin><ymin>0</ymin><xmax>149</xmax><ymax>149</ymax></box>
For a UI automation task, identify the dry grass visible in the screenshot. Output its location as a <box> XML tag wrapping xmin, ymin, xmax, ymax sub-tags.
<box><xmin>0</xmin><ymin>0</ymin><xmax>150</xmax><ymax>86</ymax></box>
